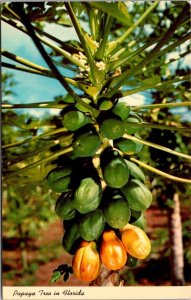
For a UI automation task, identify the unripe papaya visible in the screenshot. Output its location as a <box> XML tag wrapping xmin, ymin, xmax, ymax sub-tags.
<box><xmin>121</xmin><ymin>179</ymin><xmax>152</xmax><ymax>211</ymax></box>
<box><xmin>72</xmin><ymin>177</ymin><xmax>102</xmax><ymax>214</ymax></box>
<box><xmin>55</xmin><ymin>192</ymin><xmax>75</xmax><ymax>220</ymax></box>
<box><xmin>114</xmin><ymin>138</ymin><xmax>137</xmax><ymax>155</ymax></box>
<box><xmin>62</xmin><ymin>220</ymin><xmax>81</xmax><ymax>255</ymax></box>
<box><xmin>112</xmin><ymin>102</ymin><xmax>130</xmax><ymax>120</ymax></box>
<box><xmin>125</xmin><ymin>115</ymin><xmax>142</xmax><ymax>134</ymax></box>
<box><xmin>125</xmin><ymin>160</ymin><xmax>145</xmax><ymax>182</ymax></box>
<box><xmin>130</xmin><ymin>209</ymin><xmax>146</xmax><ymax>230</ymax></box>
<box><xmin>78</xmin><ymin>209</ymin><xmax>105</xmax><ymax>241</ymax></box>
<box><xmin>100</xmin><ymin>117</ymin><xmax>125</xmax><ymax>140</ymax></box>
<box><xmin>103</xmin><ymin>156</ymin><xmax>129</xmax><ymax>188</ymax></box>
<box><xmin>72</xmin><ymin>130</ymin><xmax>101</xmax><ymax>157</ymax></box>
<box><xmin>47</xmin><ymin>166</ymin><xmax>72</xmax><ymax>193</ymax></box>
<box><xmin>126</xmin><ymin>255</ymin><xmax>138</xmax><ymax>268</ymax></box>
<box><xmin>103</xmin><ymin>198</ymin><xmax>131</xmax><ymax>229</ymax></box>
<box><xmin>62</xmin><ymin>110</ymin><xmax>91</xmax><ymax>131</ymax></box>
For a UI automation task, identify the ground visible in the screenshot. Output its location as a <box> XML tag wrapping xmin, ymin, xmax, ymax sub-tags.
<box><xmin>2</xmin><ymin>204</ymin><xmax>190</xmax><ymax>286</ymax></box>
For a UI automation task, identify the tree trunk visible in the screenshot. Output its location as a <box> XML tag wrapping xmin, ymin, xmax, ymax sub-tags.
<box><xmin>168</xmin><ymin>192</ymin><xmax>185</xmax><ymax>285</ymax></box>
<box><xmin>89</xmin><ymin>265</ymin><xmax>124</xmax><ymax>286</ymax></box>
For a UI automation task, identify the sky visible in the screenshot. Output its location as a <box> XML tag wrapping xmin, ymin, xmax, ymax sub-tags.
<box><xmin>1</xmin><ymin>3</ymin><xmax>191</xmax><ymax>120</ymax></box>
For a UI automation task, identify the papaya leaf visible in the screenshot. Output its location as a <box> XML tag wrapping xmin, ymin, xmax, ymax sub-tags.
<box><xmin>89</xmin><ymin>2</ymin><xmax>132</xmax><ymax>27</ymax></box>
<box><xmin>50</xmin><ymin>270</ymin><xmax>62</xmax><ymax>283</ymax></box>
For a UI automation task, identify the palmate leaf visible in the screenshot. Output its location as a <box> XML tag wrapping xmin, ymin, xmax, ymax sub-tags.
<box><xmin>88</xmin><ymin>2</ymin><xmax>132</xmax><ymax>27</ymax></box>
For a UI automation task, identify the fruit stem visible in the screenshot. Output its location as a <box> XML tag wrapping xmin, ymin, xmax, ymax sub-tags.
<box><xmin>2</xmin><ymin>128</ymin><xmax>71</xmax><ymax>149</ymax></box>
<box><xmin>120</xmin><ymin>75</ymin><xmax>190</xmax><ymax>97</ymax></box>
<box><xmin>4</xmin><ymin>136</ymin><xmax>73</xmax><ymax>167</ymax></box>
<box><xmin>125</xmin><ymin>122</ymin><xmax>191</xmax><ymax>133</ymax></box>
<box><xmin>4</xmin><ymin>146</ymin><xmax>73</xmax><ymax>181</ymax></box>
<box><xmin>130</xmin><ymin>158</ymin><xmax>191</xmax><ymax>184</ymax></box>
<box><xmin>1</xmin><ymin>15</ymin><xmax>86</xmax><ymax>70</ymax></box>
<box><xmin>95</xmin><ymin>15</ymin><xmax>113</xmax><ymax>60</ymax></box>
<box><xmin>107</xmin><ymin>1</ymin><xmax>160</xmax><ymax>55</ymax></box>
<box><xmin>65</xmin><ymin>2</ymin><xmax>99</xmax><ymax>86</ymax></box>
<box><xmin>123</xmin><ymin>133</ymin><xmax>191</xmax><ymax>161</ymax></box>
<box><xmin>132</xmin><ymin>101</ymin><xmax>191</xmax><ymax>111</ymax></box>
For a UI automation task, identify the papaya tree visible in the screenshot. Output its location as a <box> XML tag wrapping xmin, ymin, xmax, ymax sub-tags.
<box><xmin>2</xmin><ymin>1</ymin><xmax>191</xmax><ymax>286</ymax></box>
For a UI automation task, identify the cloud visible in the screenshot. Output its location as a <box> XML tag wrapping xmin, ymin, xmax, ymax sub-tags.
<box><xmin>121</xmin><ymin>93</ymin><xmax>146</xmax><ymax>106</ymax></box>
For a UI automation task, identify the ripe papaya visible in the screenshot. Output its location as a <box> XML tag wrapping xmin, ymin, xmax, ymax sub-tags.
<box><xmin>125</xmin><ymin>115</ymin><xmax>142</xmax><ymax>134</ymax></box>
<box><xmin>72</xmin><ymin>177</ymin><xmax>102</xmax><ymax>214</ymax></box>
<box><xmin>120</xmin><ymin>223</ymin><xmax>151</xmax><ymax>259</ymax></box>
<box><xmin>112</xmin><ymin>102</ymin><xmax>130</xmax><ymax>120</ymax></box>
<box><xmin>62</xmin><ymin>110</ymin><xmax>91</xmax><ymax>131</ymax></box>
<box><xmin>78</xmin><ymin>209</ymin><xmax>105</xmax><ymax>241</ymax></box>
<box><xmin>100</xmin><ymin>230</ymin><xmax>127</xmax><ymax>270</ymax></box>
<box><xmin>103</xmin><ymin>198</ymin><xmax>131</xmax><ymax>229</ymax></box>
<box><xmin>100</xmin><ymin>117</ymin><xmax>125</xmax><ymax>140</ymax></box>
<box><xmin>72</xmin><ymin>130</ymin><xmax>101</xmax><ymax>157</ymax></box>
<box><xmin>55</xmin><ymin>192</ymin><xmax>75</xmax><ymax>220</ymax></box>
<box><xmin>46</xmin><ymin>166</ymin><xmax>73</xmax><ymax>193</ymax></box>
<box><xmin>72</xmin><ymin>241</ymin><xmax>100</xmax><ymax>282</ymax></box>
<box><xmin>121</xmin><ymin>179</ymin><xmax>152</xmax><ymax>211</ymax></box>
<box><xmin>62</xmin><ymin>220</ymin><xmax>81</xmax><ymax>255</ymax></box>
<box><xmin>102</xmin><ymin>156</ymin><xmax>129</xmax><ymax>188</ymax></box>
<box><xmin>125</xmin><ymin>160</ymin><xmax>145</xmax><ymax>182</ymax></box>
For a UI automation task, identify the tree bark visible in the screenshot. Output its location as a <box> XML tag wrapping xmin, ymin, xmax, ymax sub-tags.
<box><xmin>89</xmin><ymin>265</ymin><xmax>124</xmax><ymax>286</ymax></box>
<box><xmin>168</xmin><ymin>192</ymin><xmax>185</xmax><ymax>285</ymax></box>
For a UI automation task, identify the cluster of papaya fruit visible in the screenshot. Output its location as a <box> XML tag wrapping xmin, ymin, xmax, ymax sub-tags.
<box><xmin>46</xmin><ymin>97</ymin><xmax>152</xmax><ymax>282</ymax></box>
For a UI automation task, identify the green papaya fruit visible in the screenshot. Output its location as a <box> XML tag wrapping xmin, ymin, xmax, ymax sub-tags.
<box><xmin>62</xmin><ymin>221</ymin><xmax>81</xmax><ymax>254</ymax></box>
<box><xmin>121</xmin><ymin>179</ymin><xmax>152</xmax><ymax>211</ymax></box>
<box><xmin>75</xmin><ymin>98</ymin><xmax>92</xmax><ymax>112</ymax></box>
<box><xmin>125</xmin><ymin>160</ymin><xmax>145</xmax><ymax>182</ymax></box>
<box><xmin>130</xmin><ymin>209</ymin><xmax>146</xmax><ymax>230</ymax></box>
<box><xmin>72</xmin><ymin>130</ymin><xmax>101</xmax><ymax>157</ymax></box>
<box><xmin>125</xmin><ymin>115</ymin><xmax>142</xmax><ymax>134</ymax></box>
<box><xmin>55</xmin><ymin>192</ymin><xmax>75</xmax><ymax>220</ymax></box>
<box><xmin>103</xmin><ymin>157</ymin><xmax>129</xmax><ymax>188</ymax></box>
<box><xmin>47</xmin><ymin>166</ymin><xmax>73</xmax><ymax>193</ymax></box>
<box><xmin>62</xmin><ymin>110</ymin><xmax>91</xmax><ymax>131</ymax></box>
<box><xmin>62</xmin><ymin>93</ymin><xmax>75</xmax><ymax>103</ymax></box>
<box><xmin>100</xmin><ymin>118</ymin><xmax>125</xmax><ymax>140</ymax></box>
<box><xmin>131</xmin><ymin>213</ymin><xmax>146</xmax><ymax>230</ymax></box>
<box><xmin>103</xmin><ymin>198</ymin><xmax>131</xmax><ymax>229</ymax></box>
<box><xmin>126</xmin><ymin>255</ymin><xmax>138</xmax><ymax>268</ymax></box>
<box><xmin>98</xmin><ymin>99</ymin><xmax>113</xmax><ymax>111</ymax></box>
<box><xmin>72</xmin><ymin>177</ymin><xmax>102</xmax><ymax>214</ymax></box>
<box><xmin>78</xmin><ymin>209</ymin><xmax>105</xmax><ymax>241</ymax></box>
<box><xmin>115</xmin><ymin>138</ymin><xmax>137</xmax><ymax>154</ymax></box>
<box><xmin>112</xmin><ymin>102</ymin><xmax>130</xmax><ymax>120</ymax></box>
